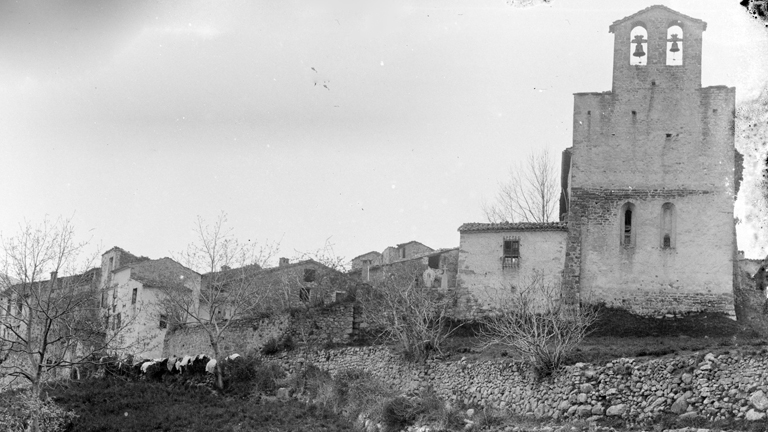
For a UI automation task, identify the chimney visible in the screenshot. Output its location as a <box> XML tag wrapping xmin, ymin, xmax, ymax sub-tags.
<box><xmin>50</xmin><ymin>271</ymin><xmax>57</xmax><ymax>281</ymax></box>
<box><xmin>279</xmin><ymin>258</ymin><xmax>289</xmax><ymax>267</ymax></box>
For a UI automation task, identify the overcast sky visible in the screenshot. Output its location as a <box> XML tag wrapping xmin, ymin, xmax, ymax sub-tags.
<box><xmin>1</xmin><ymin>0</ymin><xmax>766</xmax><ymax>267</ymax></box>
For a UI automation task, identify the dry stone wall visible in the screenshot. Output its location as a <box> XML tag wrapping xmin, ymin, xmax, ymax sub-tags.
<box><xmin>163</xmin><ymin>302</ymin><xmax>361</xmax><ymax>358</ymax></box>
<box><xmin>271</xmin><ymin>346</ymin><xmax>768</xmax><ymax>424</ymax></box>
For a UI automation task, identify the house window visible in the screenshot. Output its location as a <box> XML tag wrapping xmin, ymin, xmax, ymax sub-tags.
<box><xmin>400</xmin><ymin>248</ymin><xmax>406</xmax><ymax>259</ymax></box>
<box><xmin>299</xmin><ymin>287</ymin><xmax>310</xmax><ymax>302</ymax></box>
<box><xmin>503</xmin><ymin>239</ymin><xmax>520</xmax><ymax>268</ymax></box>
<box><xmin>104</xmin><ymin>314</ymin><xmax>109</xmax><ymax>329</ymax></box>
<box><xmin>159</xmin><ymin>314</ymin><xmax>167</xmax><ymax>329</ymax></box>
<box><xmin>661</xmin><ymin>202</ymin><xmax>676</xmax><ymax>249</ymax></box>
<box><xmin>16</xmin><ymin>297</ymin><xmax>23</xmax><ymax>314</ymax></box>
<box><xmin>131</xmin><ymin>288</ymin><xmax>137</xmax><ymax>305</ymax></box>
<box><xmin>303</xmin><ymin>268</ymin><xmax>316</xmax><ymax>283</ymax></box>
<box><xmin>630</xmin><ymin>25</ymin><xmax>648</xmax><ymax>66</ymax></box>
<box><xmin>101</xmin><ymin>291</ymin><xmax>107</xmax><ymax>308</ymax></box>
<box><xmin>666</xmin><ymin>25</ymin><xmax>683</xmax><ymax>66</ymax></box>
<box><xmin>116</xmin><ymin>313</ymin><xmax>121</xmax><ymax>330</ymax></box>
<box><xmin>428</xmin><ymin>255</ymin><xmax>440</xmax><ymax>270</ymax></box>
<box><xmin>620</xmin><ymin>202</ymin><xmax>637</xmax><ymax>247</ymax></box>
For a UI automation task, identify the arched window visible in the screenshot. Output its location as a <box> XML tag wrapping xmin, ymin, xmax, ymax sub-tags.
<box><xmin>620</xmin><ymin>202</ymin><xmax>636</xmax><ymax>247</ymax></box>
<box><xmin>661</xmin><ymin>202</ymin><xmax>676</xmax><ymax>249</ymax></box>
<box><xmin>666</xmin><ymin>25</ymin><xmax>683</xmax><ymax>66</ymax></box>
<box><xmin>630</xmin><ymin>25</ymin><xmax>648</xmax><ymax>66</ymax></box>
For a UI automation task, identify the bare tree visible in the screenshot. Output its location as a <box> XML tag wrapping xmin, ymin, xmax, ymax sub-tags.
<box><xmin>479</xmin><ymin>271</ymin><xmax>599</xmax><ymax>379</ymax></box>
<box><xmin>0</xmin><ymin>217</ymin><xmax>125</xmax><ymax>432</ymax></box>
<box><xmin>292</xmin><ymin>237</ymin><xmax>349</xmax><ymax>273</ymax></box>
<box><xmin>483</xmin><ymin>149</ymin><xmax>560</xmax><ymax>223</ymax></box>
<box><xmin>160</xmin><ymin>213</ymin><xmax>279</xmax><ymax>389</ymax></box>
<box><xmin>359</xmin><ymin>261</ymin><xmax>458</xmax><ymax>362</ymax></box>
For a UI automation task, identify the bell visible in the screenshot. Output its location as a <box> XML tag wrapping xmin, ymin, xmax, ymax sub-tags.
<box><xmin>633</xmin><ymin>43</ymin><xmax>646</xmax><ymax>58</ymax></box>
<box><xmin>669</xmin><ymin>41</ymin><xmax>680</xmax><ymax>53</ymax></box>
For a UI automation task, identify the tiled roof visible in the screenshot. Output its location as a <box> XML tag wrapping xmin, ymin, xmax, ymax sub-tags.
<box><xmin>396</xmin><ymin>240</ymin><xmax>431</xmax><ymax>249</ymax></box>
<box><xmin>458</xmin><ymin>222</ymin><xmax>568</xmax><ymax>233</ymax></box>
<box><xmin>608</xmin><ymin>5</ymin><xmax>706</xmax><ymax>32</ymax></box>
<box><xmin>350</xmin><ymin>251</ymin><xmax>382</xmax><ymax>261</ymax></box>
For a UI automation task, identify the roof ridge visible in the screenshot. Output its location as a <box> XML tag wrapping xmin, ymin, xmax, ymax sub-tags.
<box><xmin>608</xmin><ymin>5</ymin><xmax>706</xmax><ymax>32</ymax></box>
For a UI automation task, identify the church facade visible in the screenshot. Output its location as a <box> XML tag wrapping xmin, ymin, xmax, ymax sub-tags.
<box><xmin>560</xmin><ymin>5</ymin><xmax>741</xmax><ymax>317</ymax></box>
<box><xmin>456</xmin><ymin>6</ymin><xmax>742</xmax><ymax>318</ymax></box>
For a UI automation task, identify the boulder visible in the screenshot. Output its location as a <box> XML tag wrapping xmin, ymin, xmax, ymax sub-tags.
<box><xmin>277</xmin><ymin>387</ymin><xmax>291</xmax><ymax>401</ymax></box>
<box><xmin>670</xmin><ymin>396</ymin><xmax>689</xmax><ymax>414</ymax></box>
<box><xmin>606</xmin><ymin>404</ymin><xmax>627</xmax><ymax>417</ymax></box>
<box><xmin>577</xmin><ymin>393</ymin><xmax>588</xmax><ymax>403</ymax></box>
<box><xmin>577</xmin><ymin>405</ymin><xmax>593</xmax><ymax>417</ymax></box>
<box><xmin>750</xmin><ymin>390</ymin><xmax>768</xmax><ymax>411</ymax></box>
<box><xmin>746</xmin><ymin>409</ymin><xmax>766</xmax><ymax>421</ymax></box>
<box><xmin>579</xmin><ymin>383</ymin><xmax>594</xmax><ymax>393</ymax></box>
<box><xmin>681</xmin><ymin>373</ymin><xmax>693</xmax><ymax>384</ymax></box>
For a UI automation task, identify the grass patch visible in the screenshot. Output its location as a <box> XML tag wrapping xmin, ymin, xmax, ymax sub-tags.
<box><xmin>47</xmin><ymin>378</ymin><xmax>353</xmax><ymax>432</ymax></box>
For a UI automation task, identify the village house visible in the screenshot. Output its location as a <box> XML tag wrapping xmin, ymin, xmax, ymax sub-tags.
<box><xmin>0</xmin><ymin>268</ymin><xmax>102</xmax><ymax>379</ymax></box>
<box><xmin>382</xmin><ymin>241</ymin><xmax>433</xmax><ymax>265</ymax></box>
<box><xmin>197</xmin><ymin>258</ymin><xmax>356</xmax><ymax>322</ymax></box>
<box><xmin>456</xmin><ymin>222</ymin><xmax>567</xmax><ymax>313</ymax></box>
<box><xmin>100</xmin><ymin>247</ymin><xmax>200</xmax><ymax>359</ymax></box>
<box><xmin>350</xmin><ymin>247</ymin><xmax>459</xmax><ymax>290</ymax></box>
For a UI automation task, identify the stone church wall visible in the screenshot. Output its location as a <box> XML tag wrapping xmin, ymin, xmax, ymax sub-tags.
<box><xmin>562</xmin><ymin>6</ymin><xmax>738</xmax><ymax>317</ymax></box>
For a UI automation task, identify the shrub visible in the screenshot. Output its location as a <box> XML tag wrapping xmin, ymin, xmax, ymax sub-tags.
<box><xmin>253</xmin><ymin>362</ymin><xmax>286</xmax><ymax>395</ymax></box>
<box><xmin>0</xmin><ymin>390</ymin><xmax>77</xmax><ymax>432</ymax></box>
<box><xmin>289</xmin><ymin>363</ymin><xmax>334</xmax><ymax>401</ymax></box>
<box><xmin>261</xmin><ymin>337</ymin><xmax>281</xmax><ymax>355</ymax></box>
<box><xmin>261</xmin><ymin>334</ymin><xmax>296</xmax><ymax>355</ymax></box>
<box><xmin>479</xmin><ymin>272</ymin><xmax>600</xmax><ymax>379</ymax></box>
<box><xmin>382</xmin><ymin>396</ymin><xmax>419</xmax><ymax>430</ymax></box>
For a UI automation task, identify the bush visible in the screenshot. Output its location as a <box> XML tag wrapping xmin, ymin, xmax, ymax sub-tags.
<box><xmin>382</xmin><ymin>396</ymin><xmax>420</xmax><ymax>430</ymax></box>
<box><xmin>479</xmin><ymin>273</ymin><xmax>600</xmax><ymax>379</ymax></box>
<box><xmin>261</xmin><ymin>337</ymin><xmax>281</xmax><ymax>355</ymax></box>
<box><xmin>0</xmin><ymin>390</ymin><xmax>77</xmax><ymax>432</ymax></box>
<box><xmin>261</xmin><ymin>334</ymin><xmax>296</xmax><ymax>355</ymax></box>
<box><xmin>221</xmin><ymin>354</ymin><xmax>285</xmax><ymax>397</ymax></box>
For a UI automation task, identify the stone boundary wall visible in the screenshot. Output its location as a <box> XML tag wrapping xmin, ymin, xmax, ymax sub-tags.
<box><xmin>163</xmin><ymin>314</ymin><xmax>290</xmax><ymax>358</ymax></box>
<box><xmin>163</xmin><ymin>302</ymin><xmax>362</xmax><ymax>358</ymax></box>
<box><xmin>270</xmin><ymin>346</ymin><xmax>768</xmax><ymax>423</ymax></box>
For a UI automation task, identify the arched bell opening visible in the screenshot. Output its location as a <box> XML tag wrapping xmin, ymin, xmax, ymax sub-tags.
<box><xmin>666</xmin><ymin>24</ymin><xmax>683</xmax><ymax>66</ymax></box>
<box><xmin>629</xmin><ymin>25</ymin><xmax>648</xmax><ymax>66</ymax></box>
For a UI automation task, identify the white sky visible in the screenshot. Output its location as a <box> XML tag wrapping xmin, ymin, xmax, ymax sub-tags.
<box><xmin>1</xmin><ymin>0</ymin><xmax>766</xmax><ymax>265</ymax></box>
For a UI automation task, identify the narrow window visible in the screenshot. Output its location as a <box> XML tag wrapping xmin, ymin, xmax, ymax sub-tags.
<box><xmin>159</xmin><ymin>314</ymin><xmax>167</xmax><ymax>329</ymax></box>
<box><xmin>661</xmin><ymin>202</ymin><xmax>676</xmax><ymax>249</ymax></box>
<box><xmin>16</xmin><ymin>297</ymin><xmax>23</xmax><ymax>314</ymax></box>
<box><xmin>503</xmin><ymin>239</ymin><xmax>520</xmax><ymax>268</ymax></box>
<box><xmin>299</xmin><ymin>287</ymin><xmax>310</xmax><ymax>302</ymax></box>
<box><xmin>400</xmin><ymin>248</ymin><xmax>406</xmax><ymax>259</ymax></box>
<box><xmin>131</xmin><ymin>288</ymin><xmax>137</xmax><ymax>305</ymax></box>
<box><xmin>108</xmin><ymin>257</ymin><xmax>114</xmax><ymax>271</ymax></box>
<box><xmin>101</xmin><ymin>291</ymin><xmax>107</xmax><ymax>308</ymax></box>
<box><xmin>303</xmin><ymin>268</ymin><xmax>316</xmax><ymax>283</ymax></box>
<box><xmin>620</xmin><ymin>203</ymin><xmax>636</xmax><ymax>247</ymax></box>
<box><xmin>666</xmin><ymin>25</ymin><xmax>683</xmax><ymax>66</ymax></box>
<box><xmin>112</xmin><ymin>303</ymin><xmax>116</xmax><ymax>313</ymax></box>
<box><xmin>624</xmin><ymin>209</ymin><xmax>632</xmax><ymax>245</ymax></box>
<box><xmin>116</xmin><ymin>312</ymin><xmax>122</xmax><ymax>330</ymax></box>
<box><xmin>104</xmin><ymin>314</ymin><xmax>109</xmax><ymax>329</ymax></box>
<box><xmin>630</xmin><ymin>25</ymin><xmax>648</xmax><ymax>66</ymax></box>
